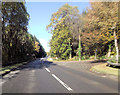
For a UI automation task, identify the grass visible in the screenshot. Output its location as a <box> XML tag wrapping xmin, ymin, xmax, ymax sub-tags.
<box><xmin>0</xmin><ymin>62</ymin><xmax>27</xmax><ymax>75</ymax></box>
<box><xmin>107</xmin><ymin>56</ymin><xmax>120</xmax><ymax>63</ymax></box>
<box><xmin>47</xmin><ymin>57</ymin><xmax>95</xmax><ymax>62</ymax></box>
<box><xmin>90</xmin><ymin>63</ymin><xmax>118</xmax><ymax>76</ymax></box>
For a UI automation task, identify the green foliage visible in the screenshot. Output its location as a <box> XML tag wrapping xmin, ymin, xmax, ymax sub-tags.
<box><xmin>72</xmin><ymin>56</ymin><xmax>79</xmax><ymax>61</ymax></box>
<box><xmin>81</xmin><ymin>56</ymin><xmax>90</xmax><ymax>60</ymax></box>
<box><xmin>97</xmin><ymin>56</ymin><xmax>106</xmax><ymax>60</ymax></box>
<box><xmin>50</xmin><ymin>27</ymin><xmax>72</xmax><ymax>60</ymax></box>
<box><xmin>48</xmin><ymin>2</ymin><xmax>119</xmax><ymax>60</ymax></box>
<box><xmin>107</xmin><ymin>56</ymin><xmax>120</xmax><ymax>63</ymax></box>
<box><xmin>81</xmin><ymin>2</ymin><xmax>119</xmax><ymax>59</ymax></box>
<box><xmin>47</xmin><ymin>4</ymin><xmax>81</xmax><ymax>59</ymax></box>
<box><xmin>2</xmin><ymin>2</ymin><xmax>46</xmax><ymax>66</ymax></box>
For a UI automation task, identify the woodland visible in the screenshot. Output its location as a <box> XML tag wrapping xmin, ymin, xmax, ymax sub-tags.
<box><xmin>2</xmin><ymin>2</ymin><xmax>46</xmax><ymax>66</ymax></box>
<box><xmin>47</xmin><ymin>2</ymin><xmax>120</xmax><ymax>63</ymax></box>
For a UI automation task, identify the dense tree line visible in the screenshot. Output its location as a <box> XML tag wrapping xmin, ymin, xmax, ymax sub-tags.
<box><xmin>2</xmin><ymin>2</ymin><xmax>46</xmax><ymax>66</ymax></box>
<box><xmin>47</xmin><ymin>2</ymin><xmax>120</xmax><ymax>62</ymax></box>
<box><xmin>82</xmin><ymin>2</ymin><xmax>119</xmax><ymax>63</ymax></box>
<box><xmin>82</xmin><ymin>2</ymin><xmax>119</xmax><ymax>56</ymax></box>
<box><xmin>47</xmin><ymin>4</ymin><xmax>80</xmax><ymax>59</ymax></box>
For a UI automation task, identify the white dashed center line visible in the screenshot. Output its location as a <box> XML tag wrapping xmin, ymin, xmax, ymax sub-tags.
<box><xmin>44</xmin><ymin>65</ymin><xmax>73</xmax><ymax>92</ymax></box>
<box><xmin>52</xmin><ymin>74</ymin><xmax>73</xmax><ymax>91</ymax></box>
<box><xmin>45</xmin><ymin>68</ymin><xmax>50</xmax><ymax>73</ymax></box>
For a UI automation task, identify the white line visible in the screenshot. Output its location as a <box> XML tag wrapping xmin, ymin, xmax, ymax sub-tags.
<box><xmin>52</xmin><ymin>74</ymin><xmax>73</xmax><ymax>91</ymax></box>
<box><xmin>45</xmin><ymin>68</ymin><xmax>50</xmax><ymax>73</ymax></box>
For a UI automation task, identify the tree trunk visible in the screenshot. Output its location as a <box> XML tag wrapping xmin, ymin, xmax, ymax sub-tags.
<box><xmin>78</xmin><ymin>34</ymin><xmax>81</xmax><ymax>61</ymax></box>
<box><xmin>108</xmin><ymin>44</ymin><xmax>111</xmax><ymax>57</ymax></box>
<box><xmin>114</xmin><ymin>30</ymin><xmax>119</xmax><ymax>64</ymax></box>
<box><xmin>69</xmin><ymin>41</ymin><xmax>72</xmax><ymax>59</ymax></box>
<box><xmin>95</xmin><ymin>50</ymin><xmax>97</xmax><ymax>60</ymax></box>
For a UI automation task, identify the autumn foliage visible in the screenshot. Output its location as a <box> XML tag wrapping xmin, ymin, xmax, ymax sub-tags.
<box><xmin>47</xmin><ymin>2</ymin><xmax>120</xmax><ymax>60</ymax></box>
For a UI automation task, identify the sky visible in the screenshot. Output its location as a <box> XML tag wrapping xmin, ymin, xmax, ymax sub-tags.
<box><xmin>26</xmin><ymin>2</ymin><xmax>90</xmax><ymax>52</ymax></box>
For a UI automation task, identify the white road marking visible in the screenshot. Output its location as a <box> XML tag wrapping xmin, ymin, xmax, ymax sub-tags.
<box><xmin>52</xmin><ymin>74</ymin><xmax>73</xmax><ymax>91</ymax></box>
<box><xmin>45</xmin><ymin>68</ymin><xmax>50</xmax><ymax>73</ymax></box>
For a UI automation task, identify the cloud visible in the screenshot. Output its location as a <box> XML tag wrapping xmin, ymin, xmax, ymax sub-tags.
<box><xmin>39</xmin><ymin>38</ymin><xmax>50</xmax><ymax>52</ymax></box>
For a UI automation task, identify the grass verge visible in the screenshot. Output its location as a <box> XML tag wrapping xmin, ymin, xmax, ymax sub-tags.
<box><xmin>0</xmin><ymin>62</ymin><xmax>28</xmax><ymax>75</ymax></box>
<box><xmin>90</xmin><ymin>63</ymin><xmax>118</xmax><ymax>76</ymax></box>
<box><xmin>47</xmin><ymin>57</ymin><xmax>95</xmax><ymax>62</ymax></box>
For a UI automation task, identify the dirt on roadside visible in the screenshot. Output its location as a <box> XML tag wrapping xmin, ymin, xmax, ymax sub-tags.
<box><xmin>54</xmin><ymin>60</ymin><xmax>106</xmax><ymax>71</ymax></box>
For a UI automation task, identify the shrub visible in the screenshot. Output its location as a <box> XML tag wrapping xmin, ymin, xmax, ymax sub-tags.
<box><xmin>107</xmin><ymin>55</ymin><xmax>120</xmax><ymax>63</ymax></box>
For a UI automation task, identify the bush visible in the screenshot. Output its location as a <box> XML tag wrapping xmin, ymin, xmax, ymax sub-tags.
<box><xmin>107</xmin><ymin>55</ymin><xmax>120</xmax><ymax>63</ymax></box>
<box><xmin>82</xmin><ymin>55</ymin><xmax>90</xmax><ymax>60</ymax></box>
<box><xmin>89</xmin><ymin>55</ymin><xmax>95</xmax><ymax>60</ymax></box>
<box><xmin>72</xmin><ymin>55</ymin><xmax>90</xmax><ymax>61</ymax></box>
<box><xmin>68</xmin><ymin>59</ymin><xmax>73</xmax><ymax>61</ymax></box>
<box><xmin>72</xmin><ymin>56</ymin><xmax>79</xmax><ymax>61</ymax></box>
<box><xmin>98</xmin><ymin>56</ymin><xmax>106</xmax><ymax>60</ymax></box>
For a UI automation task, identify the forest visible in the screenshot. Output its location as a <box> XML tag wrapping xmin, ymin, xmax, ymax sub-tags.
<box><xmin>2</xmin><ymin>2</ymin><xmax>46</xmax><ymax>66</ymax></box>
<box><xmin>47</xmin><ymin>2</ymin><xmax>120</xmax><ymax>63</ymax></box>
<box><xmin>1</xmin><ymin>1</ymin><xmax>120</xmax><ymax>67</ymax></box>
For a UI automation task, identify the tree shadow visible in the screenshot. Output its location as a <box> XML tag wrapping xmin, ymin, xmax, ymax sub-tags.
<box><xmin>14</xmin><ymin>59</ymin><xmax>57</xmax><ymax>71</ymax></box>
<box><xmin>90</xmin><ymin>60</ymin><xmax>107</xmax><ymax>63</ymax></box>
<box><xmin>2</xmin><ymin>59</ymin><xmax>57</xmax><ymax>80</ymax></box>
<box><xmin>43</xmin><ymin>60</ymin><xmax>57</xmax><ymax>68</ymax></box>
<box><xmin>106</xmin><ymin>65</ymin><xmax>120</xmax><ymax>69</ymax></box>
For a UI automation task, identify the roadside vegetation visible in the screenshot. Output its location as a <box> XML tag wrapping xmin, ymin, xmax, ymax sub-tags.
<box><xmin>2</xmin><ymin>2</ymin><xmax>46</xmax><ymax>67</ymax></box>
<box><xmin>0</xmin><ymin>61</ymin><xmax>28</xmax><ymax>75</ymax></box>
<box><xmin>1</xmin><ymin>1</ymin><xmax>120</xmax><ymax>72</ymax></box>
<box><xmin>47</xmin><ymin>2</ymin><xmax>120</xmax><ymax>64</ymax></box>
<box><xmin>90</xmin><ymin>63</ymin><xmax>118</xmax><ymax>76</ymax></box>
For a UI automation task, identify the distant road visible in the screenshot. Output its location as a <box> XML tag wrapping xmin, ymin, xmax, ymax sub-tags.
<box><xmin>2</xmin><ymin>58</ymin><xmax>118</xmax><ymax>93</ymax></box>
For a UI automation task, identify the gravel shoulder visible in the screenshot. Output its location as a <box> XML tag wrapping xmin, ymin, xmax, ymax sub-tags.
<box><xmin>53</xmin><ymin>60</ymin><xmax>104</xmax><ymax>71</ymax></box>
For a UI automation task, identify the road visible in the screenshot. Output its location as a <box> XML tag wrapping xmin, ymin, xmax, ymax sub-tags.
<box><xmin>2</xmin><ymin>58</ymin><xmax>118</xmax><ymax>93</ymax></box>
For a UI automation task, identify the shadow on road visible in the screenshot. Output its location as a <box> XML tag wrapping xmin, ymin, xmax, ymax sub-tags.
<box><xmin>16</xmin><ymin>59</ymin><xmax>57</xmax><ymax>71</ymax></box>
<box><xmin>2</xmin><ymin>59</ymin><xmax>57</xmax><ymax>80</ymax></box>
<box><xmin>3</xmin><ymin>59</ymin><xmax>108</xmax><ymax>80</ymax></box>
<box><xmin>43</xmin><ymin>61</ymin><xmax>57</xmax><ymax>67</ymax></box>
<box><xmin>90</xmin><ymin>60</ymin><xmax>107</xmax><ymax>63</ymax></box>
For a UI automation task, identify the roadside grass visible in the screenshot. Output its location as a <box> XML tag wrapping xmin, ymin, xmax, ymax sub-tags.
<box><xmin>47</xmin><ymin>57</ymin><xmax>95</xmax><ymax>62</ymax></box>
<box><xmin>0</xmin><ymin>62</ymin><xmax>27</xmax><ymax>75</ymax></box>
<box><xmin>107</xmin><ymin>56</ymin><xmax>120</xmax><ymax>63</ymax></box>
<box><xmin>90</xmin><ymin>63</ymin><xmax>118</xmax><ymax>76</ymax></box>
<box><xmin>47</xmin><ymin>57</ymin><xmax>69</xmax><ymax>62</ymax></box>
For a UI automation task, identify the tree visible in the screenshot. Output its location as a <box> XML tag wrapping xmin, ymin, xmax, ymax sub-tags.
<box><xmin>2</xmin><ymin>2</ymin><xmax>30</xmax><ymax>65</ymax></box>
<box><xmin>2</xmin><ymin>2</ymin><xmax>46</xmax><ymax>66</ymax></box>
<box><xmin>81</xmin><ymin>2</ymin><xmax>119</xmax><ymax>59</ymax></box>
<box><xmin>47</xmin><ymin>4</ymin><xmax>81</xmax><ymax>59</ymax></box>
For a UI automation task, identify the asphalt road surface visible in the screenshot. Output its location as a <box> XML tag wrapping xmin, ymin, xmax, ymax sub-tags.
<box><xmin>2</xmin><ymin>58</ymin><xmax>118</xmax><ymax>93</ymax></box>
